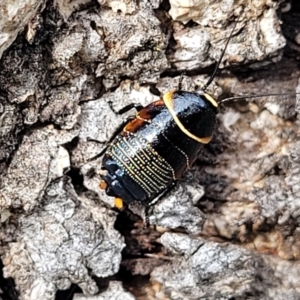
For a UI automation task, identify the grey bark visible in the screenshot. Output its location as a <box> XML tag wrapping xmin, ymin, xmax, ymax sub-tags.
<box><xmin>0</xmin><ymin>0</ymin><xmax>300</xmax><ymax>299</ymax></box>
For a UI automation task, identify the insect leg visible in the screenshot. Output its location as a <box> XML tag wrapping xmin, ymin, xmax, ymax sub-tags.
<box><xmin>177</xmin><ymin>72</ymin><xmax>186</xmax><ymax>91</ymax></box>
<box><xmin>108</xmin><ymin>101</ymin><xmax>144</xmax><ymax>115</ymax></box>
<box><xmin>86</xmin><ymin>116</ymin><xmax>134</xmax><ymax>162</ymax></box>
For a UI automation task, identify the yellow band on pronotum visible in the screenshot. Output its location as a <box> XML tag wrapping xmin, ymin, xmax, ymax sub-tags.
<box><xmin>204</xmin><ymin>93</ymin><xmax>218</xmax><ymax>108</ymax></box>
<box><xmin>163</xmin><ymin>91</ymin><xmax>214</xmax><ymax>144</ymax></box>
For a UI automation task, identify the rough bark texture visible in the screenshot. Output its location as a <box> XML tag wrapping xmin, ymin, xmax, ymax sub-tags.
<box><xmin>1</xmin><ymin>0</ymin><xmax>300</xmax><ymax>299</ymax></box>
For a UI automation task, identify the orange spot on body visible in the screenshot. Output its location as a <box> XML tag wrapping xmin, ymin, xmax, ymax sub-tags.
<box><xmin>99</xmin><ymin>181</ymin><xmax>107</xmax><ymax>190</ymax></box>
<box><xmin>114</xmin><ymin>197</ymin><xmax>124</xmax><ymax>210</ymax></box>
<box><xmin>123</xmin><ymin>99</ymin><xmax>165</xmax><ymax>133</ymax></box>
<box><xmin>124</xmin><ymin>118</ymin><xmax>145</xmax><ymax>133</ymax></box>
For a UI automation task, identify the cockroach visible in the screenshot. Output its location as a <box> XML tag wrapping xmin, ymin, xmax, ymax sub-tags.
<box><xmin>98</xmin><ymin>19</ymin><xmax>299</xmax><ymax>221</ymax></box>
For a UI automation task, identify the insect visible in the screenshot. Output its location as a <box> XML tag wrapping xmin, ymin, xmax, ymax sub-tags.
<box><xmin>100</xmin><ymin>89</ymin><xmax>218</xmax><ymax>207</ymax></box>
<box><xmin>97</xmin><ymin>18</ymin><xmax>237</xmax><ymax>213</ymax></box>
<box><xmin>98</xmin><ymin>19</ymin><xmax>298</xmax><ymax>220</ymax></box>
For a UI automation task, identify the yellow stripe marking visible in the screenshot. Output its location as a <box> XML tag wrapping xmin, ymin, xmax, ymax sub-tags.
<box><xmin>122</xmin><ymin>137</ymin><xmax>170</xmax><ymax>184</ymax></box>
<box><xmin>124</xmin><ymin>131</ymin><xmax>152</xmax><ymax>161</ymax></box>
<box><xmin>163</xmin><ymin>91</ymin><xmax>213</xmax><ymax>144</ymax></box>
<box><xmin>138</xmin><ymin>113</ymin><xmax>191</xmax><ymax>168</ymax></box>
<box><xmin>144</xmin><ymin>143</ymin><xmax>176</xmax><ymax>180</ymax></box>
<box><xmin>114</xmin><ymin>142</ymin><xmax>163</xmax><ymax>193</ymax></box>
<box><xmin>204</xmin><ymin>92</ymin><xmax>218</xmax><ymax>108</ymax></box>
<box><xmin>125</xmin><ymin>131</ymin><xmax>175</xmax><ymax>178</ymax></box>
<box><xmin>110</xmin><ymin>147</ymin><xmax>153</xmax><ymax>195</ymax></box>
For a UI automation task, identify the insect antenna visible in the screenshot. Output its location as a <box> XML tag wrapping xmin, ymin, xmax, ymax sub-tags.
<box><xmin>202</xmin><ymin>19</ymin><xmax>240</xmax><ymax>92</ymax></box>
<box><xmin>219</xmin><ymin>92</ymin><xmax>300</xmax><ymax>105</ymax></box>
<box><xmin>200</xmin><ymin>17</ymin><xmax>300</xmax><ymax>106</ymax></box>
